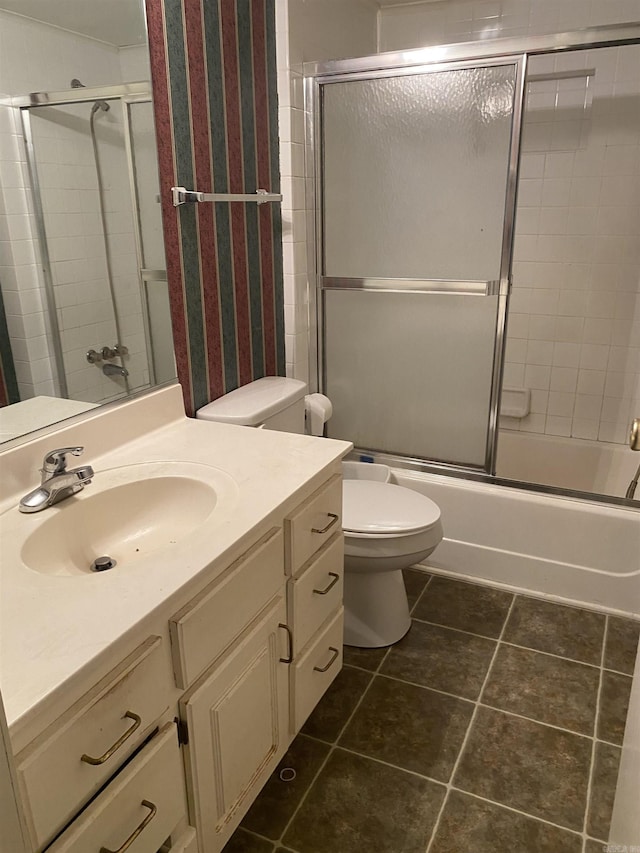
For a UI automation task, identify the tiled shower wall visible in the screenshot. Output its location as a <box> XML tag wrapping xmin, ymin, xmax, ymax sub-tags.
<box><xmin>504</xmin><ymin>46</ymin><xmax>640</xmax><ymax>443</ymax></box>
<box><xmin>278</xmin><ymin>0</ymin><xmax>640</xmax><ymax>444</ymax></box>
<box><xmin>0</xmin><ymin>12</ymin><xmax>151</xmax><ymax>404</ymax></box>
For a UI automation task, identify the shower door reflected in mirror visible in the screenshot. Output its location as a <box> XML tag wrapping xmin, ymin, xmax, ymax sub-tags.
<box><xmin>318</xmin><ymin>57</ymin><xmax>525</xmax><ymax>472</ymax></box>
<box><xmin>25</xmin><ymin>90</ymin><xmax>173</xmax><ymax>406</ymax></box>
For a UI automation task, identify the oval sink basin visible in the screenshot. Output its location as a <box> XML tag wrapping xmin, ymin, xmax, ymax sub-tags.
<box><xmin>14</xmin><ymin>461</ymin><xmax>238</xmax><ymax>577</ymax></box>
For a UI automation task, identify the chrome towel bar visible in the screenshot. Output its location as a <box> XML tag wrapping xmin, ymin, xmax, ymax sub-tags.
<box><xmin>171</xmin><ymin>186</ymin><xmax>282</xmax><ymax>207</ymax></box>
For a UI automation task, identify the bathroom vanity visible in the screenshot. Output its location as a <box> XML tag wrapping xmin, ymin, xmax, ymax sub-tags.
<box><xmin>0</xmin><ymin>384</ymin><xmax>351</xmax><ymax>852</ymax></box>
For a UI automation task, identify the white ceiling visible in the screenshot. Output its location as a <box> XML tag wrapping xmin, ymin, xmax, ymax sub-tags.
<box><xmin>0</xmin><ymin>0</ymin><xmax>147</xmax><ymax>47</ymax></box>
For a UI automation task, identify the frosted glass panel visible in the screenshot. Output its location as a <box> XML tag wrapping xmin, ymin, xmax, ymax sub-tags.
<box><xmin>323</xmin><ymin>65</ymin><xmax>516</xmax><ymax>281</ymax></box>
<box><xmin>325</xmin><ymin>290</ymin><xmax>498</xmax><ymax>467</ymax></box>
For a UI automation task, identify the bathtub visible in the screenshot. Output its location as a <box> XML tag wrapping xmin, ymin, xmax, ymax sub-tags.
<box><xmin>496</xmin><ymin>428</ymin><xmax>637</xmax><ymax>499</ymax></box>
<box><xmin>392</xmin><ymin>468</ymin><xmax>640</xmax><ymax>619</ymax></box>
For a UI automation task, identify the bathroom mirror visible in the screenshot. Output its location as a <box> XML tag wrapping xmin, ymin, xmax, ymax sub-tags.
<box><xmin>0</xmin><ymin>0</ymin><xmax>176</xmax><ymax>443</ymax></box>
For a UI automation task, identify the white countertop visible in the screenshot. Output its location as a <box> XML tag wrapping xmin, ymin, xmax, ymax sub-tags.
<box><xmin>0</xmin><ymin>396</ymin><xmax>98</xmax><ymax>443</ymax></box>
<box><xmin>0</xmin><ymin>385</ymin><xmax>351</xmax><ymax>736</ymax></box>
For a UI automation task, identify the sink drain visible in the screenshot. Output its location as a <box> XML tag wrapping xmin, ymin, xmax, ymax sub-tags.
<box><xmin>91</xmin><ymin>556</ymin><xmax>117</xmax><ymax>572</ymax></box>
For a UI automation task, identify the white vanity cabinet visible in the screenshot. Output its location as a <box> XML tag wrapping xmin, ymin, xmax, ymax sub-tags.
<box><xmin>6</xmin><ymin>453</ymin><xmax>347</xmax><ymax>853</ymax></box>
<box><xmin>14</xmin><ymin>636</ymin><xmax>177</xmax><ymax>851</ymax></box>
<box><xmin>285</xmin><ymin>474</ymin><xmax>345</xmax><ymax>732</ymax></box>
<box><xmin>46</xmin><ymin>722</ymin><xmax>189</xmax><ymax>853</ymax></box>
<box><xmin>172</xmin><ymin>470</ymin><xmax>345</xmax><ymax>853</ymax></box>
<box><xmin>170</xmin><ymin>527</ymin><xmax>289</xmax><ymax>852</ymax></box>
<box><xmin>179</xmin><ymin>596</ymin><xmax>289</xmax><ymax>852</ymax></box>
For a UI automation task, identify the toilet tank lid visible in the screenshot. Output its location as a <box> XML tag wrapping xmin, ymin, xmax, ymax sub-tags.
<box><xmin>343</xmin><ymin>480</ymin><xmax>441</xmax><ymax>535</ymax></box>
<box><xmin>196</xmin><ymin>377</ymin><xmax>307</xmax><ymax>426</ymax></box>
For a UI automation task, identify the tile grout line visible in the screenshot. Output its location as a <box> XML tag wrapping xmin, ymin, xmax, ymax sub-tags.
<box><xmin>301</xmin><ymin>731</ymin><xmax>600</xmax><ymax>842</ymax></box>
<box><xmin>449</xmin><ymin>787</ymin><xmax>585</xmax><ymax>838</ymax></box>
<box><xmin>376</xmin><ymin>663</ymin><xmax>596</xmax><ymax>741</ymax></box>
<box><xmin>241</xmin><ymin>578</ymin><xmax>625</xmax><ymax>852</ymax></box>
<box><xmin>581</xmin><ymin>615</ymin><xmax>608</xmax><ymax>853</ymax></box>
<box><xmin>273</xmin><ymin>643</ymin><xmax>393</xmax><ymax>848</ymax></box>
<box><xmin>409</xmin><ymin>574</ymin><xmax>433</xmax><ymax>617</ymax></box>
<box><xmin>411</xmin><ymin>613</ymin><xmax>608</xmax><ymax>670</ymax></box>
<box><xmin>424</xmin><ymin>593</ymin><xmax>518</xmax><ymax>853</ymax></box>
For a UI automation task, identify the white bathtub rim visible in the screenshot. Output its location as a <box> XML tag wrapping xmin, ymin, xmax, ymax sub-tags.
<box><xmin>394</xmin><ymin>467</ymin><xmax>639</xmax><ymax>517</ymax></box>
<box><xmin>391</xmin><ymin>466</ymin><xmax>639</xmax><ymax>619</ymax></box>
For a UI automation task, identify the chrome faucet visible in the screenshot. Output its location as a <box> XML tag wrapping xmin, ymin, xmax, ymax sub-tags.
<box><xmin>19</xmin><ymin>447</ymin><xmax>94</xmax><ymax>513</ymax></box>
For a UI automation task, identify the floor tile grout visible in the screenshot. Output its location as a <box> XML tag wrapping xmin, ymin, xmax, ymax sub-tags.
<box><xmin>374</xmin><ymin>670</ymin><xmax>478</xmax><ymax>706</ymax></box>
<box><xmin>450</xmin><ymin>786</ymin><xmax>585</xmax><ymax>838</ymax></box>
<box><xmin>424</xmin><ymin>594</ymin><xmax>518</xmax><ymax>853</ymax></box>
<box><xmin>273</xmin><ymin>656</ymin><xmax>383</xmax><ymax>848</ymax></box>
<box><xmin>230</xmin><ymin>575</ymin><xmax>636</xmax><ymax>853</ymax></box>
<box><xmin>370</xmin><ymin>664</ymin><xmax>598</xmax><ymax>741</ymax></box>
<box><xmin>477</xmin><ymin>701</ymin><xmax>595</xmax><ymax>741</ymax></box>
<box><xmin>582</xmin><ymin>614</ymin><xmax>608</xmax><ymax>852</ymax></box>
<box><xmin>305</xmin><ymin>737</ymin><xmax>448</xmax><ymax>788</ymax></box>
<box><xmin>300</xmin><ymin>732</ymin><xmax>601</xmax><ymax>842</ymax></box>
<box><xmin>410</xmin><ymin>614</ymin><xmax>607</xmax><ymax>668</ymax></box>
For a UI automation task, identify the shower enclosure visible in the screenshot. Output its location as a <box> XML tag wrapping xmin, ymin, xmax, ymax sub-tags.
<box><xmin>15</xmin><ymin>81</ymin><xmax>173</xmax><ymax>406</ymax></box>
<box><xmin>307</xmin><ymin>23</ymin><xmax>640</xmax><ymax>506</ymax></box>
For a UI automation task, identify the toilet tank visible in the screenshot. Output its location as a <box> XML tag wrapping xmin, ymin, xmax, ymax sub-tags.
<box><xmin>196</xmin><ymin>377</ymin><xmax>307</xmax><ymax>433</ymax></box>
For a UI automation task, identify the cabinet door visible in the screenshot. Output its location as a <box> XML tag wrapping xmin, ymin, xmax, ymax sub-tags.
<box><xmin>180</xmin><ymin>597</ymin><xmax>288</xmax><ymax>853</ymax></box>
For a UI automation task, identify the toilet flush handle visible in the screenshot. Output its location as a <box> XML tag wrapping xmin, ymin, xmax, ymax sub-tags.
<box><xmin>311</xmin><ymin>512</ymin><xmax>339</xmax><ymax>535</ymax></box>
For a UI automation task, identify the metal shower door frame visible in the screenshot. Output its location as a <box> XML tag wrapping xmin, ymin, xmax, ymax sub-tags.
<box><xmin>307</xmin><ymin>53</ymin><xmax>527</xmax><ymax>476</ymax></box>
<box><xmin>305</xmin><ymin>21</ymin><xmax>640</xmax><ymax>490</ymax></box>
<box><xmin>16</xmin><ymin>83</ymin><xmax>155</xmax><ymax>397</ymax></box>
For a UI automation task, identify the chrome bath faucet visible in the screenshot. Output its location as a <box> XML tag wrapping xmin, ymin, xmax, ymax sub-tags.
<box><xmin>19</xmin><ymin>447</ymin><xmax>94</xmax><ymax>514</ymax></box>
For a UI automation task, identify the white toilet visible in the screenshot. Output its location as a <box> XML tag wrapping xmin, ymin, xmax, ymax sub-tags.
<box><xmin>196</xmin><ymin>377</ymin><xmax>443</xmax><ymax>648</ymax></box>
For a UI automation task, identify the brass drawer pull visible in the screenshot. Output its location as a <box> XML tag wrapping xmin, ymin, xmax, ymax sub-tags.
<box><xmin>279</xmin><ymin>623</ymin><xmax>293</xmax><ymax>664</ymax></box>
<box><xmin>313</xmin><ymin>572</ymin><xmax>340</xmax><ymax>595</ymax></box>
<box><xmin>81</xmin><ymin>711</ymin><xmax>142</xmax><ymax>765</ymax></box>
<box><xmin>311</xmin><ymin>512</ymin><xmax>339</xmax><ymax>535</ymax></box>
<box><xmin>314</xmin><ymin>646</ymin><xmax>340</xmax><ymax>673</ymax></box>
<box><xmin>100</xmin><ymin>799</ymin><xmax>157</xmax><ymax>853</ymax></box>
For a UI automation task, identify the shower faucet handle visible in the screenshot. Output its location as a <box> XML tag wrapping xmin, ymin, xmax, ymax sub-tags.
<box><xmin>630</xmin><ymin>418</ymin><xmax>640</xmax><ymax>451</ymax></box>
<box><xmin>100</xmin><ymin>344</ymin><xmax>128</xmax><ymax>360</ymax></box>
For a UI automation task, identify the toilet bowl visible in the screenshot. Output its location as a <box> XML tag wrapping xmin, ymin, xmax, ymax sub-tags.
<box><xmin>342</xmin><ymin>479</ymin><xmax>443</xmax><ymax>647</ymax></box>
<box><xmin>196</xmin><ymin>377</ymin><xmax>443</xmax><ymax>649</ymax></box>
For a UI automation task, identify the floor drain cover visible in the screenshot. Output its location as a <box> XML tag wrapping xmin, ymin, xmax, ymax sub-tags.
<box><xmin>279</xmin><ymin>768</ymin><xmax>296</xmax><ymax>782</ymax></box>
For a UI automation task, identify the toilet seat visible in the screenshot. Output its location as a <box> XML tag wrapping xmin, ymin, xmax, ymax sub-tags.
<box><xmin>342</xmin><ymin>480</ymin><xmax>441</xmax><ymax>539</ymax></box>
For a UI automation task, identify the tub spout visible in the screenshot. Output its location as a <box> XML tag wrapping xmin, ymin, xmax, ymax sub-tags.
<box><xmin>102</xmin><ymin>362</ymin><xmax>129</xmax><ymax>378</ymax></box>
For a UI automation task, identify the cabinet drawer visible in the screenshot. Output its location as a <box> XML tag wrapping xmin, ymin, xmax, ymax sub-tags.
<box><xmin>291</xmin><ymin>608</ymin><xmax>344</xmax><ymax>732</ymax></box>
<box><xmin>288</xmin><ymin>534</ymin><xmax>344</xmax><ymax>655</ymax></box>
<box><xmin>17</xmin><ymin>636</ymin><xmax>171</xmax><ymax>850</ymax></box>
<box><xmin>170</xmin><ymin>527</ymin><xmax>284</xmax><ymax>689</ymax></box>
<box><xmin>48</xmin><ymin>723</ymin><xmax>186</xmax><ymax>853</ymax></box>
<box><xmin>285</xmin><ymin>474</ymin><xmax>342</xmax><ymax>575</ymax></box>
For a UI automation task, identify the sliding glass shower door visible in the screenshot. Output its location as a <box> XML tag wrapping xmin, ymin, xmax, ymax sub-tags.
<box><xmin>316</xmin><ymin>56</ymin><xmax>525</xmax><ymax>472</ymax></box>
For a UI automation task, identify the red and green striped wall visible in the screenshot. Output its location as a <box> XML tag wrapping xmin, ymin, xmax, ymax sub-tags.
<box><xmin>146</xmin><ymin>0</ymin><xmax>285</xmax><ymax>417</ymax></box>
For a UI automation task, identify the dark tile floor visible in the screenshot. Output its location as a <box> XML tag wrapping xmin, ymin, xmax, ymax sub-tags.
<box><xmin>224</xmin><ymin>571</ymin><xmax>639</xmax><ymax>853</ymax></box>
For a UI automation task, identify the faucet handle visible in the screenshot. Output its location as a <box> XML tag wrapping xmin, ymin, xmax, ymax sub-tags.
<box><xmin>42</xmin><ymin>446</ymin><xmax>84</xmax><ymax>476</ymax></box>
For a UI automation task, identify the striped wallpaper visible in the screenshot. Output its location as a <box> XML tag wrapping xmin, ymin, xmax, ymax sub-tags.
<box><xmin>0</xmin><ymin>287</ymin><xmax>19</xmax><ymax>408</ymax></box>
<box><xmin>146</xmin><ymin>0</ymin><xmax>285</xmax><ymax>417</ymax></box>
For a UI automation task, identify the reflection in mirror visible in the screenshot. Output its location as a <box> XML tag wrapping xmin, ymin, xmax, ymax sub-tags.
<box><xmin>0</xmin><ymin>0</ymin><xmax>175</xmax><ymax>442</ymax></box>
